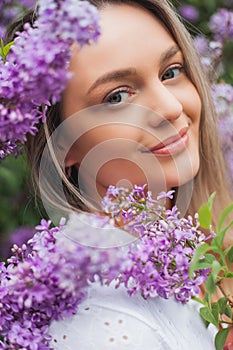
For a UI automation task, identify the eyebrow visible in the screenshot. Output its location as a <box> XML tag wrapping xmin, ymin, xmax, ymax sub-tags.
<box><xmin>159</xmin><ymin>45</ymin><xmax>181</xmax><ymax>64</ymax></box>
<box><xmin>87</xmin><ymin>68</ymin><xmax>137</xmax><ymax>94</ymax></box>
<box><xmin>87</xmin><ymin>45</ymin><xmax>181</xmax><ymax>94</ymax></box>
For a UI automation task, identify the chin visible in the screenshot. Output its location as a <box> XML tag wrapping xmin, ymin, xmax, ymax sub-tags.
<box><xmin>166</xmin><ymin>158</ymin><xmax>200</xmax><ymax>189</ymax></box>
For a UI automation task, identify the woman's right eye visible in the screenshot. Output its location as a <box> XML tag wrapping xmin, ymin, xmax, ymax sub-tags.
<box><xmin>103</xmin><ymin>88</ymin><xmax>134</xmax><ymax>105</ymax></box>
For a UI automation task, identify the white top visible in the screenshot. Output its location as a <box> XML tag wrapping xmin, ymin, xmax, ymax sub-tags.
<box><xmin>49</xmin><ymin>212</ymin><xmax>216</xmax><ymax>349</ymax></box>
<box><xmin>50</xmin><ymin>281</ymin><xmax>216</xmax><ymax>350</ymax></box>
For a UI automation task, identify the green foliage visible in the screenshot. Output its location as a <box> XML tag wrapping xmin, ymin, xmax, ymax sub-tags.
<box><xmin>0</xmin><ymin>40</ymin><xmax>14</xmax><ymax>62</ymax></box>
<box><xmin>198</xmin><ymin>192</ymin><xmax>216</xmax><ymax>229</ymax></box>
<box><xmin>190</xmin><ymin>194</ymin><xmax>233</xmax><ymax>350</ymax></box>
<box><xmin>215</xmin><ymin>328</ymin><xmax>230</xmax><ymax>350</ymax></box>
<box><xmin>0</xmin><ymin>152</ymin><xmax>44</xmax><ymax>258</ymax></box>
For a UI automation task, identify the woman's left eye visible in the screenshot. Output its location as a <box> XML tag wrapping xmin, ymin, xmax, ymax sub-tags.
<box><xmin>162</xmin><ymin>66</ymin><xmax>183</xmax><ymax>81</ymax></box>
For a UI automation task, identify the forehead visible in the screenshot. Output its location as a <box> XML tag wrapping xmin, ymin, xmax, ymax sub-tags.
<box><xmin>69</xmin><ymin>3</ymin><xmax>176</xmax><ymax>72</ymax></box>
<box><xmin>63</xmin><ymin>3</ymin><xmax>178</xmax><ymax>115</ymax></box>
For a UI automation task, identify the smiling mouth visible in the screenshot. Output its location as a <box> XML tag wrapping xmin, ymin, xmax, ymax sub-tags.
<box><xmin>142</xmin><ymin>126</ymin><xmax>189</xmax><ymax>156</ymax></box>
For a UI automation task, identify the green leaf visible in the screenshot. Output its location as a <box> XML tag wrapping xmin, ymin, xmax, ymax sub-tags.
<box><xmin>208</xmin><ymin>192</ymin><xmax>216</xmax><ymax>211</ymax></box>
<box><xmin>211</xmin><ymin>302</ymin><xmax>220</xmax><ymax>326</ymax></box>
<box><xmin>206</xmin><ymin>274</ymin><xmax>216</xmax><ymax>295</ymax></box>
<box><xmin>217</xmin><ymin>203</ymin><xmax>233</xmax><ymax>233</ymax></box>
<box><xmin>3</xmin><ymin>41</ymin><xmax>14</xmax><ymax>56</ymax></box>
<box><xmin>218</xmin><ymin>297</ymin><xmax>228</xmax><ymax>315</ymax></box>
<box><xmin>204</xmin><ymin>254</ymin><xmax>217</xmax><ymax>263</ymax></box>
<box><xmin>189</xmin><ymin>243</ymin><xmax>211</xmax><ymax>277</ymax></box>
<box><xmin>212</xmin><ymin>260</ymin><xmax>222</xmax><ymax>282</ymax></box>
<box><xmin>225</xmin><ymin>306</ymin><xmax>232</xmax><ymax>319</ymax></box>
<box><xmin>200</xmin><ymin>306</ymin><xmax>218</xmax><ymax>327</ymax></box>
<box><xmin>192</xmin><ymin>296</ymin><xmax>207</xmax><ymax>306</ymax></box>
<box><xmin>225</xmin><ymin>271</ymin><xmax>233</xmax><ymax>278</ymax></box>
<box><xmin>190</xmin><ymin>253</ymin><xmax>216</xmax><ymax>270</ymax></box>
<box><xmin>0</xmin><ymin>39</ymin><xmax>14</xmax><ymax>62</ymax></box>
<box><xmin>212</xmin><ymin>221</ymin><xmax>233</xmax><ymax>250</ymax></box>
<box><xmin>215</xmin><ymin>328</ymin><xmax>230</xmax><ymax>350</ymax></box>
<box><xmin>198</xmin><ymin>203</ymin><xmax>212</xmax><ymax>229</ymax></box>
<box><xmin>227</xmin><ymin>246</ymin><xmax>233</xmax><ymax>263</ymax></box>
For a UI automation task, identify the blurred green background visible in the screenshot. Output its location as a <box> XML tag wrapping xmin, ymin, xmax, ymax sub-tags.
<box><xmin>0</xmin><ymin>0</ymin><xmax>232</xmax><ymax>259</ymax></box>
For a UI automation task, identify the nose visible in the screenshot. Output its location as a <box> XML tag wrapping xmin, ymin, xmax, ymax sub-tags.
<box><xmin>145</xmin><ymin>82</ymin><xmax>183</xmax><ymax>128</ymax></box>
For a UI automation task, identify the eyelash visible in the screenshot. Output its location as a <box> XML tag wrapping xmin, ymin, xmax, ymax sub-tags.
<box><xmin>161</xmin><ymin>64</ymin><xmax>184</xmax><ymax>81</ymax></box>
<box><xmin>103</xmin><ymin>87</ymin><xmax>134</xmax><ymax>104</ymax></box>
<box><xmin>103</xmin><ymin>64</ymin><xmax>184</xmax><ymax>105</ymax></box>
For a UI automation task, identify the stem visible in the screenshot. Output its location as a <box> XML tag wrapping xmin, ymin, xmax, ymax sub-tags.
<box><xmin>217</xmin><ymin>283</ymin><xmax>233</xmax><ymax>308</ymax></box>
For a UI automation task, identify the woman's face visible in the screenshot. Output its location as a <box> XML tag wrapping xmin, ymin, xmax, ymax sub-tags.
<box><xmin>62</xmin><ymin>3</ymin><xmax>201</xmax><ymax>200</ymax></box>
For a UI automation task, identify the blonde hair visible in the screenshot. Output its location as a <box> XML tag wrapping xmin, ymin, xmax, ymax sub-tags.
<box><xmin>8</xmin><ymin>0</ymin><xmax>232</xmax><ymax>231</ymax></box>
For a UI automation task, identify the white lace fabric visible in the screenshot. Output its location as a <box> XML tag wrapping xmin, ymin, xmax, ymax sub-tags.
<box><xmin>50</xmin><ymin>281</ymin><xmax>216</xmax><ymax>350</ymax></box>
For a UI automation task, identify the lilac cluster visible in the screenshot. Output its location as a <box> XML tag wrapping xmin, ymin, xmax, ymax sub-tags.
<box><xmin>194</xmin><ymin>8</ymin><xmax>233</xmax><ymax>76</ymax></box>
<box><xmin>212</xmin><ymin>83</ymin><xmax>233</xmax><ymax>185</ymax></box>
<box><xmin>178</xmin><ymin>4</ymin><xmax>199</xmax><ymax>22</ymax></box>
<box><xmin>103</xmin><ymin>185</ymin><xmax>208</xmax><ymax>303</ymax></box>
<box><xmin>194</xmin><ymin>35</ymin><xmax>223</xmax><ymax>77</ymax></box>
<box><xmin>210</xmin><ymin>8</ymin><xmax>233</xmax><ymax>42</ymax></box>
<box><xmin>0</xmin><ymin>0</ymin><xmax>100</xmax><ymax>158</ymax></box>
<box><xmin>0</xmin><ymin>218</ymin><xmax>123</xmax><ymax>349</ymax></box>
<box><xmin>0</xmin><ymin>186</ymin><xmax>211</xmax><ymax>348</ymax></box>
<box><xmin>193</xmin><ymin>8</ymin><xmax>233</xmax><ymax>185</ymax></box>
<box><xmin>0</xmin><ymin>226</ymin><xmax>34</xmax><ymax>259</ymax></box>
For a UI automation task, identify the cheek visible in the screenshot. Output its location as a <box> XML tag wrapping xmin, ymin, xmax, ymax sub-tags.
<box><xmin>67</xmin><ymin>125</ymin><xmax>142</xmax><ymax>163</ymax></box>
<box><xmin>181</xmin><ymin>84</ymin><xmax>202</xmax><ymax>124</ymax></box>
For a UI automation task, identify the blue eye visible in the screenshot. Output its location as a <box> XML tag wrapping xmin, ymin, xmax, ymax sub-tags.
<box><xmin>162</xmin><ymin>66</ymin><xmax>183</xmax><ymax>81</ymax></box>
<box><xmin>105</xmin><ymin>89</ymin><xmax>132</xmax><ymax>104</ymax></box>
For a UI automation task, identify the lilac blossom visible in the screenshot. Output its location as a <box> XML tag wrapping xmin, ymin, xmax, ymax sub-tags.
<box><xmin>102</xmin><ymin>185</ymin><xmax>209</xmax><ymax>303</ymax></box>
<box><xmin>178</xmin><ymin>5</ymin><xmax>199</xmax><ymax>22</ymax></box>
<box><xmin>0</xmin><ymin>186</ymin><xmax>212</xmax><ymax>348</ymax></box>
<box><xmin>193</xmin><ymin>10</ymin><xmax>233</xmax><ymax>81</ymax></box>
<box><xmin>193</xmin><ymin>9</ymin><xmax>233</xmax><ymax>185</ymax></box>
<box><xmin>212</xmin><ymin>84</ymin><xmax>233</xmax><ymax>187</ymax></box>
<box><xmin>210</xmin><ymin>8</ymin><xmax>233</xmax><ymax>42</ymax></box>
<box><xmin>0</xmin><ymin>217</ymin><xmax>123</xmax><ymax>349</ymax></box>
<box><xmin>0</xmin><ymin>0</ymin><xmax>100</xmax><ymax>158</ymax></box>
<box><xmin>0</xmin><ymin>226</ymin><xmax>34</xmax><ymax>258</ymax></box>
<box><xmin>194</xmin><ymin>35</ymin><xmax>223</xmax><ymax>79</ymax></box>
<box><xmin>18</xmin><ymin>0</ymin><xmax>35</xmax><ymax>7</ymax></box>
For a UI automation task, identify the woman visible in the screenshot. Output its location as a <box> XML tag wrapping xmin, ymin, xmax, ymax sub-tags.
<box><xmin>6</xmin><ymin>0</ymin><xmax>233</xmax><ymax>349</ymax></box>
<box><xmin>13</xmin><ymin>0</ymin><xmax>231</xmax><ymax>233</ymax></box>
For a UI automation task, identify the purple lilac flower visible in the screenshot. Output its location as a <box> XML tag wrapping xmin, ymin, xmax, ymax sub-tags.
<box><xmin>0</xmin><ymin>186</ymin><xmax>211</xmax><ymax>348</ymax></box>
<box><xmin>18</xmin><ymin>0</ymin><xmax>35</xmax><ymax>7</ymax></box>
<box><xmin>178</xmin><ymin>5</ymin><xmax>199</xmax><ymax>22</ymax></box>
<box><xmin>210</xmin><ymin>8</ymin><xmax>233</xmax><ymax>42</ymax></box>
<box><xmin>102</xmin><ymin>185</ymin><xmax>208</xmax><ymax>303</ymax></box>
<box><xmin>194</xmin><ymin>35</ymin><xmax>223</xmax><ymax>79</ymax></box>
<box><xmin>194</xmin><ymin>36</ymin><xmax>209</xmax><ymax>56</ymax></box>
<box><xmin>0</xmin><ymin>0</ymin><xmax>100</xmax><ymax>158</ymax></box>
<box><xmin>0</xmin><ymin>217</ymin><xmax>123</xmax><ymax>349</ymax></box>
<box><xmin>0</xmin><ymin>226</ymin><xmax>34</xmax><ymax>258</ymax></box>
<box><xmin>212</xmin><ymin>84</ymin><xmax>233</xmax><ymax>186</ymax></box>
<box><xmin>212</xmin><ymin>84</ymin><xmax>233</xmax><ymax>118</ymax></box>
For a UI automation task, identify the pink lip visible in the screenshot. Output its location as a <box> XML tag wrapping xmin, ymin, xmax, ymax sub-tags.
<box><xmin>146</xmin><ymin>126</ymin><xmax>189</xmax><ymax>156</ymax></box>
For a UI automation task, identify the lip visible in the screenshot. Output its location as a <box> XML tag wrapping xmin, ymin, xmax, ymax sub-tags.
<box><xmin>144</xmin><ymin>126</ymin><xmax>189</xmax><ymax>156</ymax></box>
